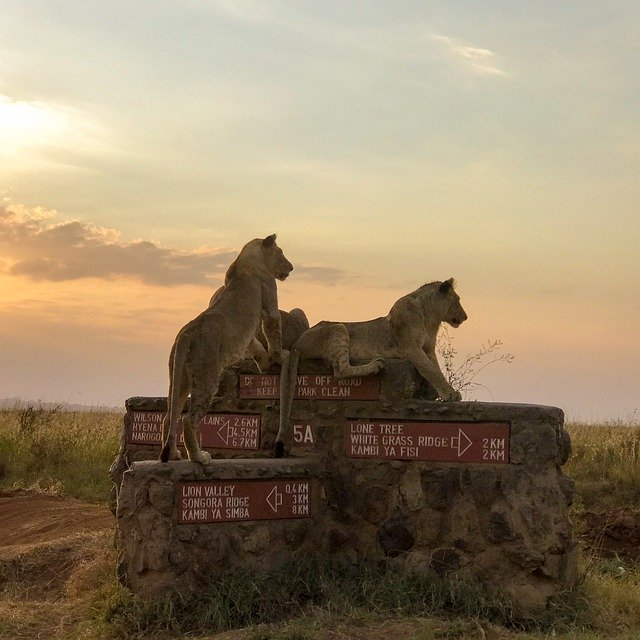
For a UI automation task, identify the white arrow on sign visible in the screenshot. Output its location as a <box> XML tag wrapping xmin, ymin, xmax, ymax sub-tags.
<box><xmin>216</xmin><ymin>418</ymin><xmax>231</xmax><ymax>445</ymax></box>
<box><xmin>266</xmin><ymin>486</ymin><xmax>283</xmax><ymax>513</ymax></box>
<box><xmin>450</xmin><ymin>428</ymin><xmax>473</xmax><ymax>457</ymax></box>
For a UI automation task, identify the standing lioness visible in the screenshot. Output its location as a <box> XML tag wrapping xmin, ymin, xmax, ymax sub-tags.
<box><xmin>275</xmin><ymin>278</ymin><xmax>467</xmax><ymax>457</ymax></box>
<box><xmin>160</xmin><ymin>234</ymin><xmax>293</xmax><ymax>464</ymax></box>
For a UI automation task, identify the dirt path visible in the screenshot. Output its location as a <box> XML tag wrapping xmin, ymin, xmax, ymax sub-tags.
<box><xmin>0</xmin><ymin>490</ymin><xmax>113</xmax><ymax>550</ymax></box>
<box><xmin>0</xmin><ymin>491</ymin><xmax>115</xmax><ymax>640</ymax></box>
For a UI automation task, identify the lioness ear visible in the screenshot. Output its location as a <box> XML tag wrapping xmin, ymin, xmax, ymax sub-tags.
<box><xmin>262</xmin><ymin>234</ymin><xmax>277</xmax><ymax>247</ymax></box>
<box><xmin>439</xmin><ymin>278</ymin><xmax>455</xmax><ymax>294</ymax></box>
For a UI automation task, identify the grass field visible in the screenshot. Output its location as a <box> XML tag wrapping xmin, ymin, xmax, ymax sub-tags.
<box><xmin>1</xmin><ymin>407</ymin><xmax>639</xmax><ymax>639</ymax></box>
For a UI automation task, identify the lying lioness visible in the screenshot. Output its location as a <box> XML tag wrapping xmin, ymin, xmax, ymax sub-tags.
<box><xmin>275</xmin><ymin>278</ymin><xmax>467</xmax><ymax>457</ymax></box>
<box><xmin>160</xmin><ymin>234</ymin><xmax>293</xmax><ymax>464</ymax></box>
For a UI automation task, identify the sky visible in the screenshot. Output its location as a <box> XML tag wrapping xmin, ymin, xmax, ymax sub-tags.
<box><xmin>1</xmin><ymin>1</ymin><xmax>638</xmax><ymax>421</ymax></box>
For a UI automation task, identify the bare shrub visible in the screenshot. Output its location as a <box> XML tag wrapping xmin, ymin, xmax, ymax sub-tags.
<box><xmin>436</xmin><ymin>327</ymin><xmax>514</xmax><ymax>399</ymax></box>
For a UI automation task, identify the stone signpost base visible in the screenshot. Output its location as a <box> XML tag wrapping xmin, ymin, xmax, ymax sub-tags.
<box><xmin>114</xmin><ymin>361</ymin><xmax>577</xmax><ymax>615</ymax></box>
<box><xmin>116</xmin><ymin>458</ymin><xmax>320</xmax><ymax>596</ymax></box>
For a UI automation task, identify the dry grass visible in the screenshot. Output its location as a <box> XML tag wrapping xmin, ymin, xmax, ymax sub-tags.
<box><xmin>0</xmin><ymin>530</ymin><xmax>117</xmax><ymax>640</ymax></box>
<box><xmin>0</xmin><ymin>406</ymin><xmax>122</xmax><ymax>503</ymax></box>
<box><xmin>565</xmin><ymin>420</ymin><xmax>640</xmax><ymax>510</ymax></box>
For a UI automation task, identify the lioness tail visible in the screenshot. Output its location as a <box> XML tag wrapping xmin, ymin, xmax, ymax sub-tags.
<box><xmin>160</xmin><ymin>334</ymin><xmax>190</xmax><ymax>462</ymax></box>
<box><xmin>274</xmin><ymin>347</ymin><xmax>300</xmax><ymax>458</ymax></box>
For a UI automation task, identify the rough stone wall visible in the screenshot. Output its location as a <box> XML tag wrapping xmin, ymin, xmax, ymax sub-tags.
<box><xmin>116</xmin><ymin>459</ymin><xmax>322</xmax><ymax>597</ymax></box>
<box><xmin>114</xmin><ymin>360</ymin><xmax>576</xmax><ymax>614</ymax></box>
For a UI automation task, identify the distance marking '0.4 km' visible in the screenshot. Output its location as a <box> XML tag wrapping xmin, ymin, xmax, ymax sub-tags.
<box><xmin>345</xmin><ymin>419</ymin><xmax>510</xmax><ymax>463</ymax></box>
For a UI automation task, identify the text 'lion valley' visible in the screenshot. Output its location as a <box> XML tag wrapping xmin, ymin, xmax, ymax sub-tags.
<box><xmin>346</xmin><ymin>420</ymin><xmax>510</xmax><ymax>463</ymax></box>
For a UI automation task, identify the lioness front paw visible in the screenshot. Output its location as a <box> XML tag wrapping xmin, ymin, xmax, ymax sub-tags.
<box><xmin>372</xmin><ymin>358</ymin><xmax>386</xmax><ymax>373</ymax></box>
<box><xmin>190</xmin><ymin>450</ymin><xmax>211</xmax><ymax>465</ymax></box>
<box><xmin>439</xmin><ymin>388</ymin><xmax>462</xmax><ymax>402</ymax></box>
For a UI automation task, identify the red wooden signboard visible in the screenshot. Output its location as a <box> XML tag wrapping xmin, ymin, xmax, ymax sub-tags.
<box><xmin>345</xmin><ymin>419</ymin><xmax>510</xmax><ymax>463</ymax></box>
<box><xmin>128</xmin><ymin>411</ymin><xmax>261</xmax><ymax>450</ymax></box>
<box><xmin>238</xmin><ymin>374</ymin><xmax>381</xmax><ymax>400</ymax></box>
<box><xmin>177</xmin><ymin>480</ymin><xmax>311</xmax><ymax>523</ymax></box>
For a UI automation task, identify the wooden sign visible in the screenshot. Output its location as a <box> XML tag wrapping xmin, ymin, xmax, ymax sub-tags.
<box><xmin>346</xmin><ymin>420</ymin><xmax>510</xmax><ymax>463</ymax></box>
<box><xmin>127</xmin><ymin>411</ymin><xmax>260</xmax><ymax>450</ymax></box>
<box><xmin>177</xmin><ymin>480</ymin><xmax>311</xmax><ymax>523</ymax></box>
<box><xmin>238</xmin><ymin>374</ymin><xmax>381</xmax><ymax>400</ymax></box>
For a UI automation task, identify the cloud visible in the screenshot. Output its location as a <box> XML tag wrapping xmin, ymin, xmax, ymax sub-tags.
<box><xmin>0</xmin><ymin>202</ymin><xmax>344</xmax><ymax>286</ymax></box>
<box><xmin>0</xmin><ymin>203</ymin><xmax>235</xmax><ymax>286</ymax></box>
<box><xmin>293</xmin><ymin>264</ymin><xmax>347</xmax><ymax>285</ymax></box>
<box><xmin>430</xmin><ymin>34</ymin><xmax>507</xmax><ymax>77</ymax></box>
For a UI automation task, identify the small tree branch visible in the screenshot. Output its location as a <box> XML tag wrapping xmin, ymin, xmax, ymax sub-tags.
<box><xmin>436</xmin><ymin>328</ymin><xmax>514</xmax><ymax>399</ymax></box>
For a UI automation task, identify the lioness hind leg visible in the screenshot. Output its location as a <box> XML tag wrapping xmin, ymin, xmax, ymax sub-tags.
<box><xmin>160</xmin><ymin>359</ymin><xmax>189</xmax><ymax>461</ymax></box>
<box><xmin>324</xmin><ymin>325</ymin><xmax>385</xmax><ymax>379</ymax></box>
<box><xmin>182</xmin><ymin>374</ymin><xmax>217</xmax><ymax>465</ymax></box>
<box><xmin>183</xmin><ymin>406</ymin><xmax>212</xmax><ymax>464</ymax></box>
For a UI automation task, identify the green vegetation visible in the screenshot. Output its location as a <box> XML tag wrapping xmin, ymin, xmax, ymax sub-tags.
<box><xmin>1</xmin><ymin>409</ymin><xmax>640</xmax><ymax>639</ymax></box>
<box><xmin>99</xmin><ymin>559</ymin><xmax>516</xmax><ymax>638</ymax></box>
<box><xmin>0</xmin><ymin>405</ymin><xmax>122</xmax><ymax>502</ymax></box>
<box><xmin>95</xmin><ymin>553</ymin><xmax>640</xmax><ymax>640</ymax></box>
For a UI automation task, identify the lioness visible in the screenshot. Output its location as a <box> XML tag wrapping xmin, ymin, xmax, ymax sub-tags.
<box><xmin>275</xmin><ymin>278</ymin><xmax>467</xmax><ymax>457</ymax></box>
<box><xmin>160</xmin><ymin>234</ymin><xmax>293</xmax><ymax>464</ymax></box>
<box><xmin>209</xmin><ymin>286</ymin><xmax>309</xmax><ymax>373</ymax></box>
<box><xmin>245</xmin><ymin>308</ymin><xmax>310</xmax><ymax>372</ymax></box>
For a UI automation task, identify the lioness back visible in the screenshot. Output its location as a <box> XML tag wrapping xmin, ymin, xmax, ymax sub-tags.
<box><xmin>209</xmin><ymin>289</ymin><xmax>308</xmax><ymax>353</ymax></box>
<box><xmin>203</xmin><ymin>276</ymin><xmax>266</xmax><ymax>368</ymax></box>
<box><xmin>295</xmin><ymin>317</ymin><xmax>396</xmax><ymax>363</ymax></box>
<box><xmin>342</xmin><ymin>318</ymin><xmax>397</xmax><ymax>362</ymax></box>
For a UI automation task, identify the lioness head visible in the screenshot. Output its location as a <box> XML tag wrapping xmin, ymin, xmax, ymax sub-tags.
<box><xmin>439</xmin><ymin>278</ymin><xmax>468</xmax><ymax>328</ymax></box>
<box><xmin>235</xmin><ymin>235</ymin><xmax>294</xmax><ymax>281</ymax></box>
<box><xmin>261</xmin><ymin>234</ymin><xmax>294</xmax><ymax>281</ymax></box>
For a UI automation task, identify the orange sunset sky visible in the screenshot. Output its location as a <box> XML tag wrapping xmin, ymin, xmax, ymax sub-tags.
<box><xmin>1</xmin><ymin>1</ymin><xmax>638</xmax><ymax>420</ymax></box>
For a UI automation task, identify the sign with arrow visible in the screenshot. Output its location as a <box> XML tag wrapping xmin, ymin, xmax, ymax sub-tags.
<box><xmin>128</xmin><ymin>411</ymin><xmax>261</xmax><ymax>450</ymax></box>
<box><xmin>345</xmin><ymin>419</ymin><xmax>510</xmax><ymax>463</ymax></box>
<box><xmin>177</xmin><ymin>480</ymin><xmax>311</xmax><ymax>523</ymax></box>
